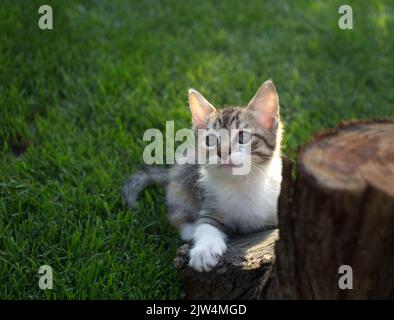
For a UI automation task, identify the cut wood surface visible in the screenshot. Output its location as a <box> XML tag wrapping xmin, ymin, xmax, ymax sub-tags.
<box><xmin>175</xmin><ymin>119</ymin><xmax>394</xmax><ymax>300</ymax></box>
<box><xmin>300</xmin><ymin>120</ymin><xmax>394</xmax><ymax>196</ymax></box>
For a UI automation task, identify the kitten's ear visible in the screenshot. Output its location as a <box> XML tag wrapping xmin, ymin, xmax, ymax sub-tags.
<box><xmin>188</xmin><ymin>89</ymin><xmax>217</xmax><ymax>128</ymax></box>
<box><xmin>247</xmin><ymin>80</ymin><xmax>279</xmax><ymax>130</ymax></box>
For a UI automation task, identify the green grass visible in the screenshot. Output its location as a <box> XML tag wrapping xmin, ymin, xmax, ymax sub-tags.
<box><xmin>0</xmin><ymin>0</ymin><xmax>393</xmax><ymax>299</ymax></box>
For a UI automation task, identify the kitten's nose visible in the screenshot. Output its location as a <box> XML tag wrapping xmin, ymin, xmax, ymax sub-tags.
<box><xmin>217</xmin><ymin>145</ymin><xmax>231</xmax><ymax>159</ymax></box>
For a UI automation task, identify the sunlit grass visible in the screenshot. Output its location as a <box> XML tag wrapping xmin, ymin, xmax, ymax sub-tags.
<box><xmin>0</xmin><ymin>0</ymin><xmax>393</xmax><ymax>299</ymax></box>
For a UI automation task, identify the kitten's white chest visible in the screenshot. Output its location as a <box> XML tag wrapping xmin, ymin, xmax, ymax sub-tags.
<box><xmin>201</xmin><ymin>158</ymin><xmax>282</xmax><ymax>233</ymax></box>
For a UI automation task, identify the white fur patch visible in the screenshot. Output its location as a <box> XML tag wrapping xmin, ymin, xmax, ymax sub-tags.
<box><xmin>179</xmin><ymin>223</ymin><xmax>195</xmax><ymax>242</ymax></box>
<box><xmin>200</xmin><ymin>154</ymin><xmax>282</xmax><ymax>233</ymax></box>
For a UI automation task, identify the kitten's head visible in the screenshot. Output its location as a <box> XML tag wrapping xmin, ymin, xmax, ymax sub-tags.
<box><xmin>188</xmin><ymin>80</ymin><xmax>281</xmax><ymax>176</ymax></box>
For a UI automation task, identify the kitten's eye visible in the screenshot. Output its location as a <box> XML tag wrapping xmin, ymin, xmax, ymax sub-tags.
<box><xmin>205</xmin><ymin>134</ymin><xmax>218</xmax><ymax>147</ymax></box>
<box><xmin>238</xmin><ymin>131</ymin><xmax>251</xmax><ymax>144</ymax></box>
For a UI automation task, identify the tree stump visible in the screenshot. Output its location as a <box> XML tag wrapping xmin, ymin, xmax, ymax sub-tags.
<box><xmin>175</xmin><ymin>119</ymin><xmax>394</xmax><ymax>299</ymax></box>
<box><xmin>267</xmin><ymin>119</ymin><xmax>394</xmax><ymax>299</ymax></box>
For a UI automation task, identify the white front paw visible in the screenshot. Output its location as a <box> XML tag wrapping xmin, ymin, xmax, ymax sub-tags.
<box><xmin>189</xmin><ymin>240</ymin><xmax>227</xmax><ymax>272</ymax></box>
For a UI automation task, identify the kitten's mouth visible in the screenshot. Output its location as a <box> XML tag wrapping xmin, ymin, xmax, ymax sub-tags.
<box><xmin>218</xmin><ymin>163</ymin><xmax>242</xmax><ymax>169</ymax></box>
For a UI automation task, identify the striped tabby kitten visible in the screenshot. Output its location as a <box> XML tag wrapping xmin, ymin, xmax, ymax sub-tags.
<box><xmin>123</xmin><ymin>80</ymin><xmax>282</xmax><ymax>272</ymax></box>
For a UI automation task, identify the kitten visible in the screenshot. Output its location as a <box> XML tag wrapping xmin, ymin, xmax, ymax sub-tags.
<box><xmin>123</xmin><ymin>80</ymin><xmax>282</xmax><ymax>272</ymax></box>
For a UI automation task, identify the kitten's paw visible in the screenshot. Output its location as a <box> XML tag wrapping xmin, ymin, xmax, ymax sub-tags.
<box><xmin>189</xmin><ymin>240</ymin><xmax>227</xmax><ymax>272</ymax></box>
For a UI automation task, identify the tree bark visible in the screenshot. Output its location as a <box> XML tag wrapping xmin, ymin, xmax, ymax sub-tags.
<box><xmin>175</xmin><ymin>119</ymin><xmax>394</xmax><ymax>300</ymax></box>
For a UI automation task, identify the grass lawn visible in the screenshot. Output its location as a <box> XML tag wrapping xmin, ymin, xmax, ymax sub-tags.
<box><xmin>0</xmin><ymin>0</ymin><xmax>393</xmax><ymax>299</ymax></box>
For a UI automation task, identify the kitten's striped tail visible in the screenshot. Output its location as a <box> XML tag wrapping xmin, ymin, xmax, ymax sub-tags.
<box><xmin>122</xmin><ymin>167</ymin><xmax>168</xmax><ymax>208</ymax></box>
